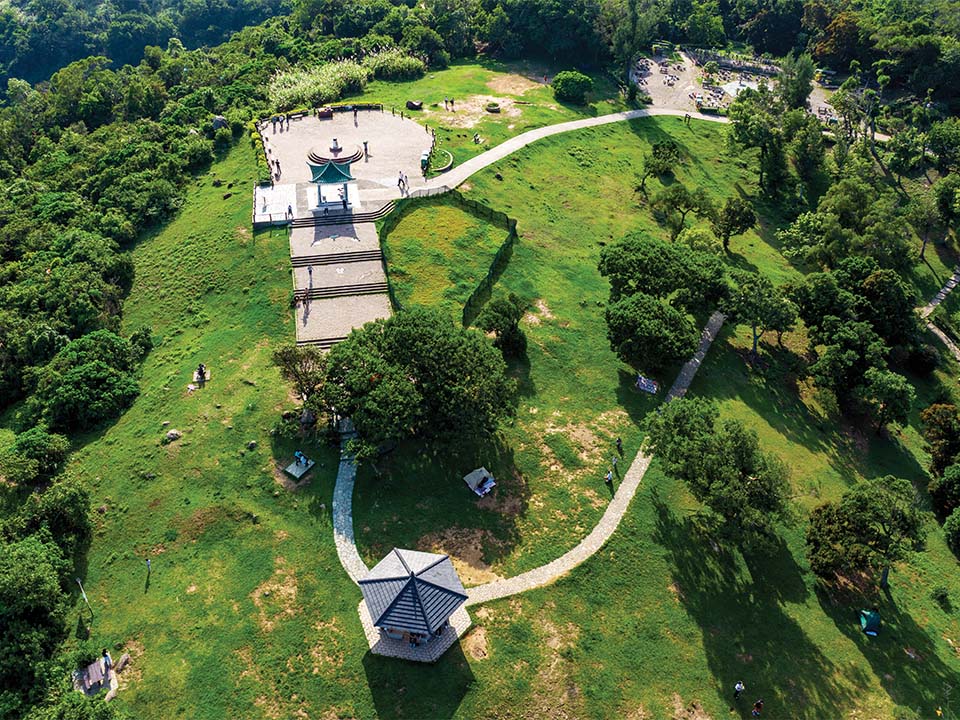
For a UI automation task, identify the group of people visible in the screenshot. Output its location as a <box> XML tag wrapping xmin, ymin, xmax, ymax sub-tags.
<box><xmin>442</xmin><ymin>97</ymin><xmax>456</xmax><ymax>110</ymax></box>
<box><xmin>196</xmin><ymin>363</ymin><xmax>206</xmax><ymax>383</ymax></box>
<box><xmin>397</xmin><ymin>170</ymin><xmax>411</xmax><ymax>194</ymax></box>
<box><xmin>604</xmin><ymin>437</ymin><xmax>624</xmax><ymax>487</ymax></box>
<box><xmin>733</xmin><ymin>681</ymin><xmax>764</xmax><ymax>716</ymax></box>
<box><xmin>269</xmin><ymin>114</ymin><xmax>291</xmax><ymax>133</ymax></box>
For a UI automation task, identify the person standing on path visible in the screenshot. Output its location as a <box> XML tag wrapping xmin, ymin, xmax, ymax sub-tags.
<box><xmin>363</xmin><ymin>140</ymin><xmax>368</xmax><ymax>157</ymax></box>
<box><xmin>307</xmin><ymin>265</ymin><xmax>313</xmax><ymax>287</ymax></box>
<box><xmin>734</xmin><ymin>681</ymin><xmax>744</xmax><ymax>700</ymax></box>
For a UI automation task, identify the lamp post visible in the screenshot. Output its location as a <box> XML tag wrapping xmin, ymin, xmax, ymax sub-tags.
<box><xmin>76</xmin><ymin>577</ymin><xmax>94</xmax><ymax>619</ymax></box>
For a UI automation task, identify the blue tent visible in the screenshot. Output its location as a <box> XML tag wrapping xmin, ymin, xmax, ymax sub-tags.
<box><xmin>860</xmin><ymin>609</ymin><xmax>881</xmax><ymax>636</ymax></box>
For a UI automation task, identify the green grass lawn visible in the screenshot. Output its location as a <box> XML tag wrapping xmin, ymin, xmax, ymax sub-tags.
<box><xmin>34</xmin><ymin>91</ymin><xmax>960</xmax><ymax>719</ymax></box>
<box><xmin>380</xmin><ymin>195</ymin><xmax>510</xmax><ymax>316</ymax></box>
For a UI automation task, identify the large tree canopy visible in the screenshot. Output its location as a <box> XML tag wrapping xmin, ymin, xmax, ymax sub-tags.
<box><xmin>323</xmin><ymin>308</ymin><xmax>515</xmax><ymax>458</ymax></box>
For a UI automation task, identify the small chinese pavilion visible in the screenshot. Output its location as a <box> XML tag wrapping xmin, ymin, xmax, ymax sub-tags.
<box><xmin>359</xmin><ymin>548</ymin><xmax>468</xmax><ymax>647</ymax></box>
<box><xmin>308</xmin><ymin>160</ymin><xmax>354</xmax><ymax>209</ymax></box>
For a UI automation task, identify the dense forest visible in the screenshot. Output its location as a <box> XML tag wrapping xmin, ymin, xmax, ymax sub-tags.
<box><xmin>0</xmin><ymin>0</ymin><xmax>958</xmax><ymax>717</ymax></box>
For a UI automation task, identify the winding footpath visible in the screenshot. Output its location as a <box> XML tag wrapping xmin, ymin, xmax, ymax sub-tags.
<box><xmin>920</xmin><ymin>262</ymin><xmax>960</xmax><ymax>363</ymax></box>
<box><xmin>333</xmin><ymin>312</ymin><xmax>726</xmax><ymax>602</ymax></box>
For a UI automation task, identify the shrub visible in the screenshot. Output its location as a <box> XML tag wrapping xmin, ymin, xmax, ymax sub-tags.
<box><xmin>37</xmin><ymin>361</ymin><xmax>140</xmax><ymax>431</ymax></box>
<box><xmin>931</xmin><ymin>584</ymin><xmax>952</xmax><ymax>612</ymax></box>
<box><xmin>907</xmin><ymin>343</ymin><xmax>940</xmax><ymax>375</ymax></box>
<box><xmin>213</xmin><ymin>126</ymin><xmax>233</xmax><ymax>147</ymax></box>
<box><xmin>362</xmin><ymin>48</ymin><xmax>426</xmax><ymax>81</ymax></box>
<box><xmin>269</xmin><ymin>61</ymin><xmax>370</xmax><ymax>109</ymax></box>
<box><xmin>12</xmin><ymin>427</ymin><xmax>70</xmax><ymax>476</ymax></box>
<box><xmin>552</xmin><ymin>70</ymin><xmax>593</xmax><ymax>104</ymax></box>
<box><xmin>11</xmin><ymin>477</ymin><xmax>92</xmax><ymax>557</ymax></box>
<box><xmin>945</xmin><ymin>508</ymin><xmax>960</xmax><ymax>555</ymax></box>
<box><xmin>929</xmin><ymin>463</ymin><xmax>960</xmax><ymax>516</ymax></box>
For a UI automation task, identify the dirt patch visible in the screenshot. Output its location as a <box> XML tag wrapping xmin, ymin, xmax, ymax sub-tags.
<box><xmin>417</xmin><ymin>528</ymin><xmax>506</xmax><ymax>585</ymax></box>
<box><xmin>671</xmin><ymin>694</ymin><xmax>713</xmax><ymax>720</ymax></box>
<box><xmin>114</xmin><ymin>639</ymin><xmax>145</xmax><ymax>691</ymax></box>
<box><xmin>486</xmin><ymin>74</ymin><xmax>542</xmax><ymax>95</ymax></box>
<box><xmin>310</xmin><ymin>618</ymin><xmax>345</xmax><ymax>671</ymax></box>
<box><xmin>431</xmin><ymin>95</ymin><xmax>522</xmax><ymax>128</ymax></box>
<box><xmin>464</xmin><ymin>626</ymin><xmax>489</xmax><ymax>659</ymax></box>
<box><xmin>236</xmin><ymin>225</ymin><xmax>251</xmax><ymax>240</ymax></box>
<box><xmin>251</xmin><ymin>556</ymin><xmax>298</xmax><ymax>632</ymax></box>
<box><xmin>275</xmin><ymin>530</ymin><xmax>289</xmax><ymax>541</ymax></box>
<box><xmin>186</xmin><ymin>584</ymin><xmax>197</xmax><ymax>594</ymax></box>
<box><xmin>535</xmin><ymin>299</ymin><xmax>555</xmax><ymax>319</ymax></box>
<box><xmin>477</xmin><ymin>490</ymin><xmax>524</xmax><ymax>516</ymax></box>
<box><xmin>623</xmin><ymin>707</ymin><xmax>650</xmax><ymax>720</ymax></box>
<box><xmin>582</xmin><ymin>488</ymin><xmax>606</xmax><ymax>510</ymax></box>
<box><xmin>273</xmin><ymin>461</ymin><xmax>311</xmax><ymax>491</ymax></box>
<box><xmin>668</xmin><ymin>582</ymin><xmax>685</xmax><ymax>603</ymax></box>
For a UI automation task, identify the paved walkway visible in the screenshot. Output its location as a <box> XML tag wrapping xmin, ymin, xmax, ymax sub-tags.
<box><xmin>422</xmin><ymin>108</ymin><xmax>728</xmax><ymax>194</ymax></box>
<box><xmin>331</xmin><ymin>312</ymin><xmax>726</xmax><ymax>603</ymax></box>
<box><xmin>919</xmin><ymin>262</ymin><xmax>960</xmax><ymax>364</ymax></box>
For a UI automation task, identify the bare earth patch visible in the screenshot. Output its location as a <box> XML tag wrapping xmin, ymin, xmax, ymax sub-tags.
<box><xmin>464</xmin><ymin>626</ymin><xmax>489</xmax><ymax>659</ymax></box>
<box><xmin>310</xmin><ymin>618</ymin><xmax>345</xmax><ymax>672</ymax></box>
<box><xmin>486</xmin><ymin>74</ymin><xmax>541</xmax><ymax>95</ymax></box>
<box><xmin>433</xmin><ymin>95</ymin><xmax>522</xmax><ymax>128</ymax></box>
<box><xmin>186</xmin><ymin>584</ymin><xmax>197</xmax><ymax>594</ymax></box>
<box><xmin>524</xmin><ymin>619</ymin><xmax>585</xmax><ymax>719</ymax></box>
<box><xmin>251</xmin><ymin>556</ymin><xmax>299</xmax><ymax>632</ymax></box>
<box><xmin>273</xmin><ymin>461</ymin><xmax>311</xmax><ymax>491</ymax></box>
<box><xmin>671</xmin><ymin>694</ymin><xmax>713</xmax><ymax>720</ymax></box>
<box><xmin>418</xmin><ymin>528</ymin><xmax>505</xmax><ymax>585</ymax></box>
<box><xmin>116</xmin><ymin>638</ymin><xmax>144</xmax><ymax>692</ymax></box>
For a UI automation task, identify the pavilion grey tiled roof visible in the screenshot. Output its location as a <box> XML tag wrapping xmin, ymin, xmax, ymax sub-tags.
<box><xmin>358</xmin><ymin>548</ymin><xmax>468</xmax><ymax>635</ymax></box>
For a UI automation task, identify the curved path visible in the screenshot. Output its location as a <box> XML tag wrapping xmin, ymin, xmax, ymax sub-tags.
<box><xmin>333</xmin><ymin>312</ymin><xmax>726</xmax><ymax>602</ymax></box>
<box><xmin>919</xmin><ymin>260</ymin><xmax>960</xmax><ymax>363</ymax></box>
<box><xmin>422</xmin><ymin>107</ymin><xmax>728</xmax><ymax>193</ymax></box>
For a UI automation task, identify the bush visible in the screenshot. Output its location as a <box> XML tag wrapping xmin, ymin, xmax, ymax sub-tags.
<box><xmin>12</xmin><ymin>427</ymin><xmax>70</xmax><ymax>476</ymax></box>
<box><xmin>907</xmin><ymin>343</ymin><xmax>940</xmax><ymax>375</ymax></box>
<box><xmin>929</xmin><ymin>463</ymin><xmax>960</xmax><ymax>516</ymax></box>
<box><xmin>552</xmin><ymin>70</ymin><xmax>593</xmax><ymax>104</ymax></box>
<box><xmin>945</xmin><ymin>508</ymin><xmax>960</xmax><ymax>555</ymax></box>
<box><xmin>11</xmin><ymin>477</ymin><xmax>92</xmax><ymax>557</ymax></box>
<box><xmin>269</xmin><ymin>61</ymin><xmax>370</xmax><ymax>109</ymax></box>
<box><xmin>362</xmin><ymin>48</ymin><xmax>426</xmax><ymax>81</ymax></box>
<box><xmin>37</xmin><ymin>361</ymin><xmax>140</xmax><ymax>431</ymax></box>
<box><xmin>128</xmin><ymin>326</ymin><xmax>154</xmax><ymax>364</ymax></box>
<box><xmin>477</xmin><ymin>295</ymin><xmax>527</xmax><ymax>358</ymax></box>
<box><xmin>213</xmin><ymin>126</ymin><xmax>233</xmax><ymax>147</ymax></box>
<box><xmin>931</xmin><ymin>584</ymin><xmax>952</xmax><ymax>612</ymax></box>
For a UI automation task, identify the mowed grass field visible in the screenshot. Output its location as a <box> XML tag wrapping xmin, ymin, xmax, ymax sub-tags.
<box><xmin>350</xmin><ymin>59</ymin><xmax>630</xmax><ymax>168</ymax></box>
<box><xmin>49</xmin><ymin>105</ymin><xmax>960</xmax><ymax>718</ymax></box>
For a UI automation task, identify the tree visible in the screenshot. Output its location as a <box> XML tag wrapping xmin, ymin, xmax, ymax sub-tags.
<box><xmin>604</xmin><ymin>293</ymin><xmax>699</xmax><ymax>372</ymax></box>
<box><xmin>272</xmin><ymin>344</ymin><xmax>328</xmax><ymax>403</ymax></box>
<box><xmin>647</xmin><ymin>397</ymin><xmax>790</xmax><ymax>548</ymax></box>
<box><xmin>930</xmin><ymin>463</ymin><xmax>960</xmax><ymax>518</ymax></box>
<box><xmin>944</xmin><ymin>508</ymin><xmax>960</xmax><ymax>556</ymax></box>
<box><xmin>808</xmin><ymin>317</ymin><xmax>887</xmax><ymax>405</ymax></box>
<box><xmin>10</xmin><ymin>477</ymin><xmax>93</xmax><ymax>557</ymax></box>
<box><xmin>906</xmin><ymin>191</ymin><xmax>940</xmax><ymax>260</ymax></box>
<box><xmin>722</xmin><ymin>273</ymin><xmax>791</xmax><ymax>356</ymax></box>
<box><xmin>807</xmin><ymin>476</ymin><xmax>925</xmax><ymax>587</ymax></box>
<box><xmin>653</xmin><ymin>183</ymin><xmax>712</xmax><ymax>239</ymax></box>
<box><xmin>634</xmin><ymin>140</ymin><xmax>680</xmax><ymax>195</ymax></box>
<box><xmin>855</xmin><ymin>268</ymin><xmax>919</xmax><ymax>345</ymax></box>
<box><xmin>25</xmin><ymin>692</ymin><xmax>133</xmax><ymax>720</ymax></box>
<box><xmin>934</xmin><ymin>174</ymin><xmax>960</xmax><ymax>227</ymax></box>
<box><xmin>710</xmin><ymin>197</ymin><xmax>756</xmax><ymax>251</ymax></box>
<box><xmin>921</xmin><ymin>403</ymin><xmax>960</xmax><ymax>476</ymax></box>
<box><xmin>33</xmin><ymin>360</ymin><xmax>140</xmax><ymax>431</ymax></box>
<box><xmin>0</xmin><ymin>535</ymin><xmax>69</xmax><ymax>712</ymax></box>
<box><xmin>778</xmin><ymin>52</ymin><xmax>816</xmax><ymax>110</ymax></box>
<box><xmin>728</xmin><ymin>83</ymin><xmax>786</xmax><ymax>191</ymax></box>
<box><xmin>887</xmin><ymin>128</ymin><xmax>924</xmax><ymax>188</ymax></box>
<box><xmin>855</xmin><ymin>367</ymin><xmax>915</xmax><ymax>431</ymax></box>
<box><xmin>323</xmin><ymin>308</ymin><xmax>514</xmax><ymax>459</ymax></box>
<box><xmin>11</xmin><ymin>427</ymin><xmax>70</xmax><ymax>477</ymax></box>
<box><xmin>784</xmin><ymin>109</ymin><xmax>826</xmax><ymax>183</ymax></box>
<box><xmin>477</xmin><ymin>294</ymin><xmax>527</xmax><ymax>358</ymax></box>
<box><xmin>928</xmin><ymin>118</ymin><xmax>960</xmax><ymax>173</ymax></box>
<box><xmin>598</xmin><ymin>233</ymin><xmax>685</xmax><ymax>302</ymax></box>
<box><xmin>551</xmin><ymin>70</ymin><xmax>593</xmax><ymax>104</ymax></box>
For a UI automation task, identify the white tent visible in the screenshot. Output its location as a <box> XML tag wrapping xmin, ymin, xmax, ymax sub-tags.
<box><xmin>463</xmin><ymin>467</ymin><xmax>496</xmax><ymax>497</ymax></box>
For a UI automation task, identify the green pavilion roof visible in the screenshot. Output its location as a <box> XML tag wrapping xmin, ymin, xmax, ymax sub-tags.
<box><xmin>309</xmin><ymin>161</ymin><xmax>354</xmax><ymax>184</ymax></box>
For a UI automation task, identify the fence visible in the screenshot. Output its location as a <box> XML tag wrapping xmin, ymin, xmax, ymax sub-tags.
<box><xmin>375</xmin><ymin>188</ymin><xmax>519</xmax><ymax>325</ymax></box>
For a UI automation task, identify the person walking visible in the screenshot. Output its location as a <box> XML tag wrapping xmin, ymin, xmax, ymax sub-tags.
<box><xmin>363</xmin><ymin>140</ymin><xmax>368</xmax><ymax>157</ymax></box>
<box><xmin>611</xmin><ymin>455</ymin><xmax>619</xmax><ymax>473</ymax></box>
<box><xmin>605</xmin><ymin>469</ymin><xmax>613</xmax><ymax>484</ymax></box>
<box><xmin>752</xmin><ymin>699</ymin><xmax>764</xmax><ymax>717</ymax></box>
<box><xmin>734</xmin><ymin>681</ymin><xmax>745</xmax><ymax>700</ymax></box>
<box><xmin>146</xmin><ymin>558</ymin><xmax>151</xmax><ymax>573</ymax></box>
<box><xmin>307</xmin><ymin>265</ymin><xmax>313</xmax><ymax>287</ymax></box>
<box><xmin>102</xmin><ymin>649</ymin><xmax>113</xmax><ymax>675</ymax></box>
<box><xmin>616</xmin><ymin>437</ymin><xmax>623</xmax><ymax>455</ymax></box>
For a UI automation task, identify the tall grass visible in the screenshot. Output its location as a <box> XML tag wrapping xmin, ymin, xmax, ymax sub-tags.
<box><xmin>268</xmin><ymin>51</ymin><xmax>425</xmax><ymax>109</ymax></box>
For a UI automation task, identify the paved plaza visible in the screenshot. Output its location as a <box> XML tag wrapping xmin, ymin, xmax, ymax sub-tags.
<box><xmin>258</xmin><ymin>109</ymin><xmax>435</xmax><ymax>346</ymax></box>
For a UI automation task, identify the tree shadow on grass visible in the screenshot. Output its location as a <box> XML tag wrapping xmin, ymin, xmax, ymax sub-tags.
<box><xmin>362</xmin><ymin>642</ymin><xmax>475</xmax><ymax>720</ymax></box>
<box><xmin>352</xmin><ymin>436</ymin><xmax>529</xmax><ymax>569</ymax></box>
<box><xmin>652</xmin><ymin>493</ymin><xmax>860</xmax><ymax>718</ymax></box>
<box><xmin>816</xmin><ymin>584</ymin><xmax>960</xmax><ymax>716</ymax></box>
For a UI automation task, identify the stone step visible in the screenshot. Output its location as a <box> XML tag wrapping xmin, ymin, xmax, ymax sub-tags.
<box><xmin>298</xmin><ymin>336</ymin><xmax>349</xmax><ymax>349</ymax></box>
<box><xmin>291</xmin><ymin>202</ymin><xmax>396</xmax><ymax>228</ymax></box>
<box><xmin>291</xmin><ymin>251</ymin><xmax>383</xmax><ymax>266</ymax></box>
<box><xmin>295</xmin><ymin>283</ymin><xmax>389</xmax><ymax>300</ymax></box>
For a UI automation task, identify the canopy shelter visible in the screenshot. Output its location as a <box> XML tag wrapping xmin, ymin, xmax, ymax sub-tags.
<box><xmin>464</xmin><ymin>467</ymin><xmax>496</xmax><ymax>497</ymax></box>
<box><xmin>359</xmin><ymin>548</ymin><xmax>467</xmax><ymax>646</ymax></box>
<box><xmin>308</xmin><ymin>161</ymin><xmax>354</xmax><ymax>184</ymax></box>
<box><xmin>860</xmin><ymin>609</ymin><xmax>881</xmax><ymax>636</ymax></box>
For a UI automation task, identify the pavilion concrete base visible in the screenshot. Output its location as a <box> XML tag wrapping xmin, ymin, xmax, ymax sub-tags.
<box><xmin>358</xmin><ymin>600</ymin><xmax>471</xmax><ymax>663</ymax></box>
